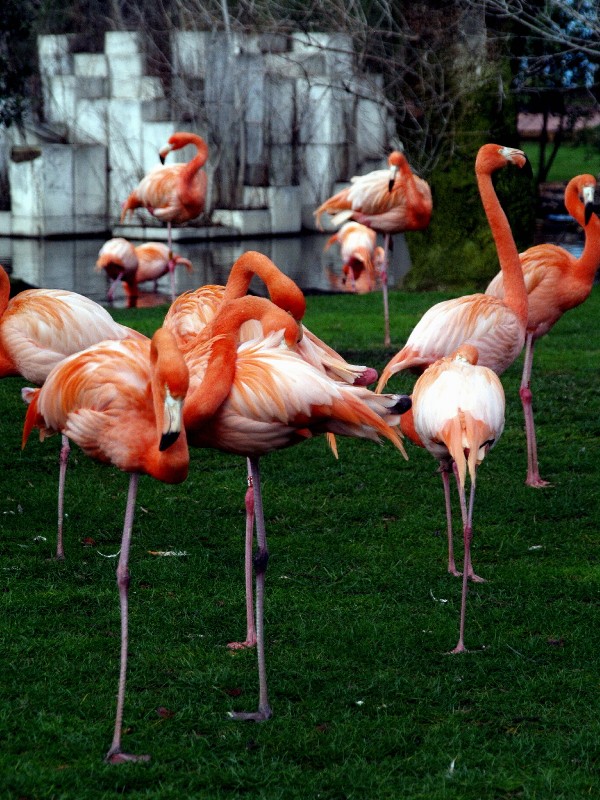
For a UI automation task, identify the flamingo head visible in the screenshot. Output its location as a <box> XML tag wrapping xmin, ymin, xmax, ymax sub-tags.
<box><xmin>580</xmin><ymin>178</ymin><xmax>596</xmax><ymax>225</ymax></box>
<box><xmin>388</xmin><ymin>150</ymin><xmax>407</xmax><ymax>191</ymax></box>
<box><xmin>452</xmin><ymin>344</ymin><xmax>479</xmax><ymax>365</ymax></box>
<box><xmin>476</xmin><ymin>144</ymin><xmax>531</xmax><ymax>176</ymax></box>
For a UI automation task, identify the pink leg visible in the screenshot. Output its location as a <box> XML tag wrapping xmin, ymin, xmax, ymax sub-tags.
<box><xmin>228</xmin><ymin>460</ymin><xmax>258</xmax><ymax>650</ymax></box>
<box><xmin>520</xmin><ymin>334</ymin><xmax>550</xmax><ymax>488</ymax></box>
<box><xmin>107</xmin><ymin>274</ymin><xmax>123</xmax><ymax>302</ymax></box>
<box><xmin>56</xmin><ymin>435</ymin><xmax>70</xmax><ymax>560</ymax></box>
<box><xmin>229</xmin><ymin>457</ymin><xmax>272</xmax><ymax>722</ymax></box>
<box><xmin>381</xmin><ymin>234</ymin><xmax>391</xmax><ymax>347</ymax></box>
<box><xmin>105</xmin><ymin>473</ymin><xmax>151</xmax><ymax>764</ymax></box>
<box><xmin>168</xmin><ymin>256</ymin><xmax>176</xmax><ymax>302</ymax></box>
<box><xmin>452</xmin><ymin>463</ymin><xmax>484</xmax><ymax>583</ymax></box>
<box><xmin>439</xmin><ymin>463</ymin><xmax>459</xmax><ymax>577</ymax></box>
<box><xmin>450</xmin><ymin>479</ymin><xmax>477</xmax><ymax>654</ymax></box>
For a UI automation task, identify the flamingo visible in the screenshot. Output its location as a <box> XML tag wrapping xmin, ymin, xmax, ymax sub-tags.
<box><xmin>96</xmin><ymin>237</ymin><xmax>193</xmax><ymax>305</ymax></box>
<box><xmin>164</xmin><ymin>250</ymin><xmax>378</xmax><ymax>649</ymax></box>
<box><xmin>21</xmin><ymin>328</ymin><xmax>190</xmax><ymax>764</ymax></box>
<box><xmin>0</xmin><ymin>266</ymin><xmax>145</xmax><ymax>559</ymax></box>
<box><xmin>376</xmin><ymin>144</ymin><xmax>530</xmax><ymax>393</ymax></box>
<box><xmin>181</xmin><ymin>294</ymin><xmax>411</xmax><ymax>720</ymax></box>
<box><xmin>314</xmin><ymin>150</ymin><xmax>432</xmax><ymax>345</ymax></box>
<box><xmin>411</xmin><ymin>345</ymin><xmax>505</xmax><ymax>653</ymax></box>
<box><xmin>120</xmin><ymin>131</ymin><xmax>209</xmax><ymax>248</ymax></box>
<box><xmin>324</xmin><ymin>221</ymin><xmax>385</xmax><ymax>294</ymax></box>
<box><xmin>485</xmin><ymin>174</ymin><xmax>600</xmax><ymax>487</ymax></box>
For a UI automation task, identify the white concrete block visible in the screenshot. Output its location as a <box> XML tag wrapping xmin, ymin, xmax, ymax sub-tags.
<box><xmin>44</xmin><ymin>75</ymin><xmax>77</xmax><ymax>125</ymax></box>
<box><xmin>242</xmin><ymin>186</ymin><xmax>269</xmax><ymax>208</ymax></box>
<box><xmin>265</xmin><ymin>52</ymin><xmax>326</xmax><ymax>79</ymax></box>
<box><xmin>266</xmin><ymin>76</ymin><xmax>295</xmax><ymax>145</ymax></box>
<box><xmin>356</xmin><ymin>97</ymin><xmax>388</xmax><ymax>160</ymax></box>
<box><xmin>109</xmin><ymin>53</ymin><xmax>147</xmax><ymax>83</ymax></box>
<box><xmin>107</xmin><ymin>100</ymin><xmax>144</xmax><ymax>219</ymax></box>
<box><xmin>171</xmin><ymin>31</ymin><xmax>210</xmax><ymax>78</ymax></box>
<box><xmin>112</xmin><ymin>76</ymin><xmax>164</xmax><ymax>101</ymax></box>
<box><xmin>74</xmin><ymin>53</ymin><xmax>108</xmax><ymax>78</ymax></box>
<box><xmin>73</xmin><ymin>145</ymin><xmax>107</xmax><ymax>218</ymax></box>
<box><xmin>104</xmin><ymin>31</ymin><xmax>143</xmax><ymax>56</ymax></box>
<box><xmin>72</xmin><ymin>98</ymin><xmax>109</xmax><ymax>145</ymax></box>
<box><xmin>142</xmin><ymin>121</ymin><xmax>182</xmax><ymax>173</ymax></box>
<box><xmin>299</xmin><ymin>144</ymin><xmax>345</xmax><ymax>229</ymax></box>
<box><xmin>298</xmin><ymin>81</ymin><xmax>345</xmax><ymax>145</ymax></box>
<box><xmin>238</xmin><ymin>55</ymin><xmax>264</xmax><ymax>125</ymax></box>
<box><xmin>268</xmin><ymin>144</ymin><xmax>293</xmax><ymax>187</ymax></box>
<box><xmin>290</xmin><ymin>32</ymin><xmax>354</xmax><ymax>76</ymax></box>
<box><xmin>38</xmin><ymin>35</ymin><xmax>74</xmax><ymax>76</ymax></box>
<box><xmin>211</xmin><ymin>208</ymin><xmax>272</xmax><ymax>235</ymax></box>
<box><xmin>268</xmin><ymin>186</ymin><xmax>301</xmax><ymax>233</ymax></box>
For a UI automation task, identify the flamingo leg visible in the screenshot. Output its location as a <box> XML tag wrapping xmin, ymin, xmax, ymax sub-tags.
<box><xmin>439</xmin><ymin>462</ymin><xmax>459</xmax><ymax>577</ymax></box>
<box><xmin>105</xmin><ymin>473</ymin><xmax>151</xmax><ymax>764</ymax></box>
<box><xmin>452</xmin><ymin>462</ymin><xmax>485</xmax><ymax>583</ymax></box>
<box><xmin>519</xmin><ymin>334</ymin><xmax>550</xmax><ymax>488</ymax></box>
<box><xmin>106</xmin><ymin>274</ymin><xmax>123</xmax><ymax>302</ymax></box>
<box><xmin>168</xmin><ymin>257</ymin><xmax>176</xmax><ymax>303</ymax></box>
<box><xmin>228</xmin><ymin>460</ymin><xmax>258</xmax><ymax>650</ymax></box>
<box><xmin>381</xmin><ymin>234</ymin><xmax>391</xmax><ymax>347</ymax></box>
<box><xmin>56</xmin><ymin>435</ymin><xmax>70</xmax><ymax>560</ymax></box>
<box><xmin>450</xmin><ymin>479</ymin><xmax>476</xmax><ymax>654</ymax></box>
<box><xmin>229</xmin><ymin>456</ymin><xmax>272</xmax><ymax>722</ymax></box>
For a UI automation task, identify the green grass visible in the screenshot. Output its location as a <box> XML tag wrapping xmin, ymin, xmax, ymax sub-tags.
<box><xmin>521</xmin><ymin>141</ymin><xmax>600</xmax><ymax>182</ymax></box>
<box><xmin>1</xmin><ymin>290</ymin><xmax>600</xmax><ymax>798</ymax></box>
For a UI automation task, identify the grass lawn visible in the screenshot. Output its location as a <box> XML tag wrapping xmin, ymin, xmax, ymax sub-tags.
<box><xmin>521</xmin><ymin>141</ymin><xmax>600</xmax><ymax>182</ymax></box>
<box><xmin>1</xmin><ymin>289</ymin><xmax>599</xmax><ymax>798</ymax></box>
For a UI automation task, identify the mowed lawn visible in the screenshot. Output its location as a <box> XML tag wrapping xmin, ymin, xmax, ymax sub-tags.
<box><xmin>0</xmin><ymin>287</ymin><xmax>599</xmax><ymax>799</ymax></box>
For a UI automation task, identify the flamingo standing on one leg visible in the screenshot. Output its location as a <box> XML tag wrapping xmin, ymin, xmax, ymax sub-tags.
<box><xmin>485</xmin><ymin>174</ymin><xmax>600</xmax><ymax>487</ymax></box>
<box><xmin>411</xmin><ymin>345</ymin><xmax>505</xmax><ymax>653</ymax></box>
<box><xmin>0</xmin><ymin>266</ymin><xmax>145</xmax><ymax>559</ymax></box>
<box><xmin>120</xmin><ymin>131</ymin><xmax>209</xmax><ymax>249</ymax></box>
<box><xmin>96</xmin><ymin>238</ymin><xmax>193</xmax><ymax>305</ymax></box>
<box><xmin>315</xmin><ymin>150</ymin><xmax>432</xmax><ymax>345</ymax></box>
<box><xmin>377</xmin><ymin>144</ymin><xmax>530</xmax><ymax>391</ymax></box>
<box><xmin>324</xmin><ymin>221</ymin><xmax>385</xmax><ymax>294</ymax></box>
<box><xmin>180</xmin><ymin>295</ymin><xmax>411</xmax><ymax>720</ymax></box>
<box><xmin>21</xmin><ymin>328</ymin><xmax>190</xmax><ymax>763</ymax></box>
<box><xmin>164</xmin><ymin>250</ymin><xmax>378</xmax><ymax>648</ymax></box>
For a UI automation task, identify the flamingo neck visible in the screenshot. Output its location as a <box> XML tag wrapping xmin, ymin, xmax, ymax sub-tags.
<box><xmin>222</xmin><ymin>251</ymin><xmax>306</xmax><ymax>320</ymax></box>
<box><xmin>565</xmin><ymin>182</ymin><xmax>600</xmax><ymax>283</ymax></box>
<box><xmin>0</xmin><ymin>267</ymin><xmax>18</xmax><ymax>377</ymax></box>
<box><xmin>477</xmin><ymin>169</ymin><xmax>527</xmax><ymax>326</ymax></box>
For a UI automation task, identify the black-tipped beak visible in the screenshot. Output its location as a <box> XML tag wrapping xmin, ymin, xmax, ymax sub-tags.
<box><xmin>585</xmin><ymin>201</ymin><xmax>593</xmax><ymax>225</ymax></box>
<box><xmin>159</xmin><ymin>154</ymin><xmax>166</xmax><ymax>165</ymax></box>
<box><xmin>392</xmin><ymin>394</ymin><xmax>412</xmax><ymax>415</ymax></box>
<box><xmin>159</xmin><ymin>430</ymin><xmax>180</xmax><ymax>451</ymax></box>
<box><xmin>388</xmin><ymin>178</ymin><xmax>395</xmax><ymax>192</ymax></box>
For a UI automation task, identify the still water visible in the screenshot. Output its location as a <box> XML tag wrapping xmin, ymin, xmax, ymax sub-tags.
<box><xmin>0</xmin><ymin>231</ymin><xmax>413</xmax><ymax>308</ymax></box>
<box><xmin>0</xmin><ymin>225</ymin><xmax>585</xmax><ymax>308</ymax></box>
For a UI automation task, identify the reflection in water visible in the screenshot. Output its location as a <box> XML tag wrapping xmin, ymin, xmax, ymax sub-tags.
<box><xmin>0</xmin><ymin>232</ymin><xmax>413</xmax><ymax>307</ymax></box>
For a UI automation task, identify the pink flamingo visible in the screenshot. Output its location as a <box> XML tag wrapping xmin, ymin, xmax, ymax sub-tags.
<box><xmin>22</xmin><ymin>328</ymin><xmax>189</xmax><ymax>763</ymax></box>
<box><xmin>485</xmin><ymin>174</ymin><xmax>600</xmax><ymax>487</ymax></box>
<box><xmin>96</xmin><ymin>237</ymin><xmax>193</xmax><ymax>305</ymax></box>
<box><xmin>325</xmin><ymin>221</ymin><xmax>385</xmax><ymax>293</ymax></box>
<box><xmin>411</xmin><ymin>345</ymin><xmax>505</xmax><ymax>653</ymax></box>
<box><xmin>181</xmin><ymin>295</ymin><xmax>411</xmax><ymax>719</ymax></box>
<box><xmin>315</xmin><ymin>150</ymin><xmax>432</xmax><ymax>345</ymax></box>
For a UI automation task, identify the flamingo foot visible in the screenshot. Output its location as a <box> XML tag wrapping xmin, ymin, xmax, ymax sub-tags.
<box><xmin>448</xmin><ymin>643</ymin><xmax>468</xmax><ymax>655</ymax></box>
<box><xmin>468</xmin><ymin>572</ymin><xmax>486</xmax><ymax>584</ymax></box>
<box><xmin>105</xmin><ymin>748</ymin><xmax>151</xmax><ymax>764</ymax></box>
<box><xmin>228</xmin><ymin>704</ymin><xmax>272</xmax><ymax>722</ymax></box>
<box><xmin>448</xmin><ymin>566</ymin><xmax>462</xmax><ymax>578</ymax></box>
<box><xmin>526</xmin><ymin>475</ymin><xmax>552</xmax><ymax>488</ymax></box>
<box><xmin>227</xmin><ymin>637</ymin><xmax>257</xmax><ymax>651</ymax></box>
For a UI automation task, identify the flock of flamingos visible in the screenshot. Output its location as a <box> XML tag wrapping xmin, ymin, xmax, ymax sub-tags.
<box><xmin>1</xmin><ymin>130</ymin><xmax>598</xmax><ymax>763</ymax></box>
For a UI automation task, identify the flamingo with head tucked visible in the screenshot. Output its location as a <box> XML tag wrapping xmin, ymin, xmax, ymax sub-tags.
<box><xmin>485</xmin><ymin>174</ymin><xmax>600</xmax><ymax>487</ymax></box>
<box><xmin>315</xmin><ymin>150</ymin><xmax>432</xmax><ymax>345</ymax></box>
<box><xmin>96</xmin><ymin>238</ymin><xmax>193</xmax><ymax>305</ymax></box>
<box><xmin>121</xmin><ymin>131</ymin><xmax>209</xmax><ymax>248</ymax></box>
<box><xmin>325</xmin><ymin>221</ymin><xmax>384</xmax><ymax>294</ymax></box>
<box><xmin>21</xmin><ymin>328</ymin><xmax>190</xmax><ymax>763</ymax></box>
<box><xmin>411</xmin><ymin>345</ymin><xmax>505</xmax><ymax>653</ymax></box>
<box><xmin>180</xmin><ymin>294</ymin><xmax>411</xmax><ymax>720</ymax></box>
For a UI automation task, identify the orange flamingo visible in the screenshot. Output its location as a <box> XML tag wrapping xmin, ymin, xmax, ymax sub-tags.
<box><xmin>411</xmin><ymin>345</ymin><xmax>505</xmax><ymax>653</ymax></box>
<box><xmin>21</xmin><ymin>328</ymin><xmax>190</xmax><ymax>763</ymax></box>
<box><xmin>0</xmin><ymin>266</ymin><xmax>145</xmax><ymax>558</ymax></box>
<box><xmin>315</xmin><ymin>150</ymin><xmax>432</xmax><ymax>345</ymax></box>
<box><xmin>120</xmin><ymin>131</ymin><xmax>209</xmax><ymax>247</ymax></box>
<box><xmin>377</xmin><ymin>144</ymin><xmax>530</xmax><ymax>393</ymax></box>
<box><xmin>181</xmin><ymin>295</ymin><xmax>411</xmax><ymax>719</ymax></box>
<box><xmin>485</xmin><ymin>174</ymin><xmax>600</xmax><ymax>487</ymax></box>
<box><xmin>96</xmin><ymin>238</ymin><xmax>193</xmax><ymax>305</ymax></box>
<box><xmin>325</xmin><ymin>221</ymin><xmax>385</xmax><ymax>293</ymax></box>
<box><xmin>165</xmin><ymin>251</ymin><xmax>378</xmax><ymax>649</ymax></box>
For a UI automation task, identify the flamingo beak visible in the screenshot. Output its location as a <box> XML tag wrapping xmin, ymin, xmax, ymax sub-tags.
<box><xmin>160</xmin><ymin>389</ymin><xmax>183</xmax><ymax>451</ymax></box>
<box><xmin>388</xmin><ymin>165</ymin><xmax>398</xmax><ymax>192</ymax></box>
<box><xmin>583</xmin><ymin>185</ymin><xmax>595</xmax><ymax>225</ymax></box>
<box><xmin>159</xmin><ymin>144</ymin><xmax>173</xmax><ymax>165</ymax></box>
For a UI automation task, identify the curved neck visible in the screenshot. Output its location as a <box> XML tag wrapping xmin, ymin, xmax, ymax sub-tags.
<box><xmin>222</xmin><ymin>251</ymin><xmax>306</xmax><ymax>320</ymax></box>
<box><xmin>565</xmin><ymin>182</ymin><xmax>600</xmax><ymax>282</ymax></box>
<box><xmin>477</xmin><ymin>169</ymin><xmax>527</xmax><ymax>326</ymax></box>
<box><xmin>183</xmin><ymin>135</ymin><xmax>209</xmax><ymax>179</ymax></box>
